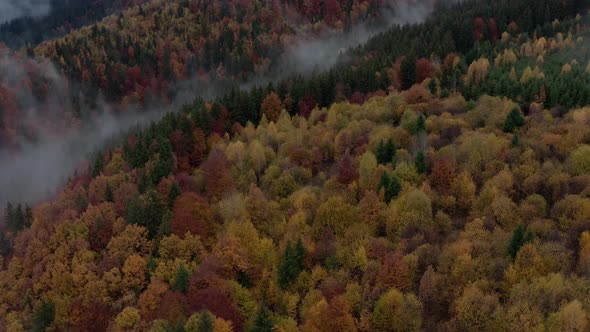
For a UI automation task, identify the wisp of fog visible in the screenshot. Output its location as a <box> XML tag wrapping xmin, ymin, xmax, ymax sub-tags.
<box><xmin>0</xmin><ymin>0</ymin><xmax>445</xmax><ymax>206</ymax></box>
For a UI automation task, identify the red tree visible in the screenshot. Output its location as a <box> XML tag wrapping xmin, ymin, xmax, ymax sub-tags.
<box><xmin>171</xmin><ymin>192</ymin><xmax>216</xmax><ymax>240</ymax></box>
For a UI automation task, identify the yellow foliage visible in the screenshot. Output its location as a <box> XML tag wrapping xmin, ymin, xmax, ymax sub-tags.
<box><xmin>115</xmin><ymin>307</ymin><xmax>141</xmax><ymax>330</ymax></box>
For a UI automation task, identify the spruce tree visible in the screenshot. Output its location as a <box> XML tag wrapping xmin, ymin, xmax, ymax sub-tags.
<box><xmin>196</xmin><ymin>310</ymin><xmax>214</xmax><ymax>332</ymax></box>
<box><xmin>278</xmin><ymin>241</ymin><xmax>293</xmax><ymax>289</ymax></box>
<box><xmin>91</xmin><ymin>155</ymin><xmax>103</xmax><ymax>178</ymax></box>
<box><xmin>508</xmin><ymin>224</ymin><xmax>534</xmax><ymax>259</ymax></box>
<box><xmin>503</xmin><ymin>108</ymin><xmax>525</xmax><ymax>133</ymax></box>
<box><xmin>252</xmin><ymin>304</ymin><xmax>274</xmax><ymax>332</ymax></box>
<box><xmin>168</xmin><ymin>182</ymin><xmax>180</xmax><ymax>208</ymax></box>
<box><xmin>401</xmin><ymin>55</ymin><xmax>417</xmax><ymax>90</ymax></box>
<box><xmin>104</xmin><ymin>183</ymin><xmax>114</xmax><ymax>203</ymax></box>
<box><xmin>33</xmin><ymin>301</ymin><xmax>55</xmax><ymax>332</ymax></box>
<box><xmin>387</xmin><ymin>176</ymin><xmax>402</xmax><ymax>202</ymax></box>
<box><xmin>416</xmin><ymin>114</ymin><xmax>426</xmax><ymax>134</ymax></box>
<box><xmin>376</xmin><ymin>140</ymin><xmax>388</xmax><ymax>164</ymax></box>
<box><xmin>172</xmin><ymin>263</ymin><xmax>190</xmax><ymax>293</ymax></box>
<box><xmin>293</xmin><ymin>238</ymin><xmax>306</xmax><ymax>276</ymax></box>
<box><xmin>415</xmin><ymin>151</ymin><xmax>427</xmax><ymax>174</ymax></box>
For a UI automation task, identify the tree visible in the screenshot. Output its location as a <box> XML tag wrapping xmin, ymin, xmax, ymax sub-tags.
<box><xmin>260</xmin><ymin>92</ymin><xmax>284</xmax><ymax>122</ymax></box>
<box><xmin>185</xmin><ymin>310</ymin><xmax>214</xmax><ymax>332</ymax></box>
<box><xmin>168</xmin><ymin>182</ymin><xmax>180</xmax><ymax>208</ymax></box>
<box><xmin>415</xmin><ymin>151</ymin><xmax>426</xmax><ymax>174</ymax></box>
<box><xmin>401</xmin><ymin>55</ymin><xmax>417</xmax><ymax>90</ymax></box>
<box><xmin>416</xmin><ymin>114</ymin><xmax>426</xmax><ymax>133</ymax></box>
<box><xmin>372</xmin><ymin>289</ymin><xmax>422</xmax><ymax>332</ymax></box>
<box><xmin>173</xmin><ymin>263</ymin><xmax>190</xmax><ymax>293</ymax></box>
<box><xmin>104</xmin><ymin>183</ymin><xmax>114</xmax><ymax>202</ymax></box>
<box><xmin>171</xmin><ymin>192</ymin><xmax>215</xmax><ymax>241</ymax></box>
<box><xmin>508</xmin><ymin>224</ymin><xmax>533</xmax><ymax>259</ymax></box>
<box><xmin>202</xmin><ymin>149</ymin><xmax>234</xmax><ymax>202</ymax></box>
<box><xmin>252</xmin><ymin>304</ymin><xmax>274</xmax><ymax>332</ymax></box>
<box><xmin>338</xmin><ymin>150</ymin><xmax>358</xmax><ymax>184</ymax></box>
<box><xmin>33</xmin><ymin>301</ymin><xmax>55</xmax><ymax>332</ymax></box>
<box><xmin>387</xmin><ymin>176</ymin><xmax>402</xmax><ymax>203</ymax></box>
<box><xmin>503</xmin><ymin>108</ymin><xmax>525</xmax><ymax>133</ymax></box>
<box><xmin>278</xmin><ymin>239</ymin><xmax>306</xmax><ymax>289</ymax></box>
<box><xmin>568</xmin><ymin>145</ymin><xmax>590</xmax><ymax>176</ymax></box>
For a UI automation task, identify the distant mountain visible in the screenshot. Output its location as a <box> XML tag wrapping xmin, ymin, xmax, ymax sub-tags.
<box><xmin>0</xmin><ymin>0</ymin><xmax>143</xmax><ymax>48</ymax></box>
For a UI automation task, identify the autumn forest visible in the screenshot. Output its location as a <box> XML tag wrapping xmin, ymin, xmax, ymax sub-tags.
<box><xmin>2</xmin><ymin>0</ymin><xmax>590</xmax><ymax>331</ymax></box>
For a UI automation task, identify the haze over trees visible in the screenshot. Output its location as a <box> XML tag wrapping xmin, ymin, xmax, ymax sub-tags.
<box><xmin>1</xmin><ymin>0</ymin><xmax>590</xmax><ymax>331</ymax></box>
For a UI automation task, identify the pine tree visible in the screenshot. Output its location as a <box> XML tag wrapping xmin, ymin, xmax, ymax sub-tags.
<box><xmin>503</xmin><ymin>108</ymin><xmax>525</xmax><ymax>133</ymax></box>
<box><xmin>278</xmin><ymin>241</ymin><xmax>293</xmax><ymax>289</ymax></box>
<box><xmin>91</xmin><ymin>155</ymin><xmax>103</xmax><ymax>178</ymax></box>
<box><xmin>378</xmin><ymin>172</ymin><xmax>390</xmax><ymax>196</ymax></box>
<box><xmin>508</xmin><ymin>224</ymin><xmax>534</xmax><ymax>259</ymax></box>
<box><xmin>376</xmin><ymin>140</ymin><xmax>388</xmax><ymax>164</ymax></box>
<box><xmin>172</xmin><ymin>263</ymin><xmax>190</xmax><ymax>293</ymax></box>
<box><xmin>293</xmin><ymin>238</ymin><xmax>306</xmax><ymax>276</ymax></box>
<box><xmin>33</xmin><ymin>301</ymin><xmax>55</xmax><ymax>332</ymax></box>
<box><xmin>401</xmin><ymin>55</ymin><xmax>417</xmax><ymax>90</ymax></box>
<box><xmin>168</xmin><ymin>182</ymin><xmax>181</xmax><ymax>208</ymax></box>
<box><xmin>252</xmin><ymin>304</ymin><xmax>274</xmax><ymax>332</ymax></box>
<box><xmin>415</xmin><ymin>151</ymin><xmax>427</xmax><ymax>174</ymax></box>
<box><xmin>104</xmin><ymin>183</ymin><xmax>114</xmax><ymax>203</ymax></box>
<box><xmin>416</xmin><ymin>114</ymin><xmax>426</xmax><ymax>134</ymax></box>
<box><xmin>196</xmin><ymin>310</ymin><xmax>214</xmax><ymax>332</ymax></box>
<box><xmin>387</xmin><ymin>176</ymin><xmax>402</xmax><ymax>202</ymax></box>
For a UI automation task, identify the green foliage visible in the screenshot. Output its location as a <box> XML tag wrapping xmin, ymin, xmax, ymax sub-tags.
<box><xmin>508</xmin><ymin>224</ymin><xmax>534</xmax><ymax>259</ymax></box>
<box><xmin>401</xmin><ymin>55</ymin><xmax>417</xmax><ymax>90</ymax></box>
<box><xmin>5</xmin><ymin>203</ymin><xmax>32</xmax><ymax>232</ymax></box>
<box><xmin>415</xmin><ymin>151</ymin><xmax>427</xmax><ymax>174</ymax></box>
<box><xmin>416</xmin><ymin>114</ymin><xmax>426</xmax><ymax>133</ymax></box>
<box><xmin>33</xmin><ymin>301</ymin><xmax>55</xmax><ymax>332</ymax></box>
<box><xmin>503</xmin><ymin>108</ymin><xmax>525</xmax><ymax>133</ymax></box>
<box><xmin>172</xmin><ymin>263</ymin><xmax>190</xmax><ymax>293</ymax></box>
<box><xmin>104</xmin><ymin>183</ymin><xmax>114</xmax><ymax>203</ymax></box>
<box><xmin>278</xmin><ymin>239</ymin><xmax>306</xmax><ymax>289</ymax></box>
<box><xmin>168</xmin><ymin>182</ymin><xmax>181</xmax><ymax>208</ymax></box>
<box><xmin>379</xmin><ymin>173</ymin><xmax>402</xmax><ymax>203</ymax></box>
<box><xmin>252</xmin><ymin>304</ymin><xmax>274</xmax><ymax>332</ymax></box>
<box><xmin>376</xmin><ymin>139</ymin><xmax>397</xmax><ymax>165</ymax></box>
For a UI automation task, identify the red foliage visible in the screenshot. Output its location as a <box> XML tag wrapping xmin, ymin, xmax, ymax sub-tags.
<box><xmin>156</xmin><ymin>291</ymin><xmax>189</xmax><ymax>326</ymax></box>
<box><xmin>88</xmin><ymin>211</ymin><xmax>114</xmax><ymax>252</ymax></box>
<box><xmin>171</xmin><ymin>192</ymin><xmax>215</xmax><ymax>240</ymax></box>
<box><xmin>488</xmin><ymin>18</ymin><xmax>499</xmax><ymax>41</ymax></box>
<box><xmin>71</xmin><ymin>299</ymin><xmax>112</xmax><ymax>332</ymax></box>
<box><xmin>376</xmin><ymin>252</ymin><xmax>411</xmax><ymax>291</ymax></box>
<box><xmin>429</xmin><ymin>158</ymin><xmax>457</xmax><ymax>194</ymax></box>
<box><xmin>298</xmin><ymin>95</ymin><xmax>317</xmax><ymax>118</ymax></box>
<box><xmin>187</xmin><ymin>272</ymin><xmax>242</xmax><ymax>331</ymax></box>
<box><xmin>201</xmin><ymin>149</ymin><xmax>234</xmax><ymax>201</ymax></box>
<box><xmin>337</xmin><ymin>150</ymin><xmax>359</xmax><ymax>185</ymax></box>
<box><xmin>416</xmin><ymin>58</ymin><xmax>435</xmax><ymax>83</ymax></box>
<box><xmin>349</xmin><ymin>91</ymin><xmax>365</xmax><ymax>105</ymax></box>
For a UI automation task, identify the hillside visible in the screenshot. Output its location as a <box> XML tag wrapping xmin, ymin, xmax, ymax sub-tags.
<box><xmin>0</xmin><ymin>0</ymin><xmax>400</xmax><ymax>149</ymax></box>
<box><xmin>0</xmin><ymin>1</ymin><xmax>590</xmax><ymax>331</ymax></box>
<box><xmin>1</xmin><ymin>0</ymin><xmax>590</xmax><ymax>331</ymax></box>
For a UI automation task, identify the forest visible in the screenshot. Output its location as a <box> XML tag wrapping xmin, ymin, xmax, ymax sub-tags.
<box><xmin>1</xmin><ymin>0</ymin><xmax>590</xmax><ymax>331</ymax></box>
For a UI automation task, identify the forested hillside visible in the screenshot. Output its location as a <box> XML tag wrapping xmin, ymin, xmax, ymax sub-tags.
<box><xmin>0</xmin><ymin>0</ymin><xmax>396</xmax><ymax>149</ymax></box>
<box><xmin>0</xmin><ymin>0</ymin><xmax>143</xmax><ymax>48</ymax></box>
<box><xmin>2</xmin><ymin>0</ymin><xmax>590</xmax><ymax>331</ymax></box>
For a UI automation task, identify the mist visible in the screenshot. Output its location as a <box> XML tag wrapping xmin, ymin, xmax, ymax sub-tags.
<box><xmin>281</xmin><ymin>0</ymin><xmax>438</xmax><ymax>74</ymax></box>
<box><xmin>0</xmin><ymin>0</ymin><xmax>446</xmax><ymax>206</ymax></box>
<box><xmin>0</xmin><ymin>0</ymin><xmax>52</xmax><ymax>24</ymax></box>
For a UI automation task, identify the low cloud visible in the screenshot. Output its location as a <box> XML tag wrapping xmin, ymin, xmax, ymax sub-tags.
<box><xmin>0</xmin><ymin>0</ymin><xmax>52</xmax><ymax>25</ymax></box>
